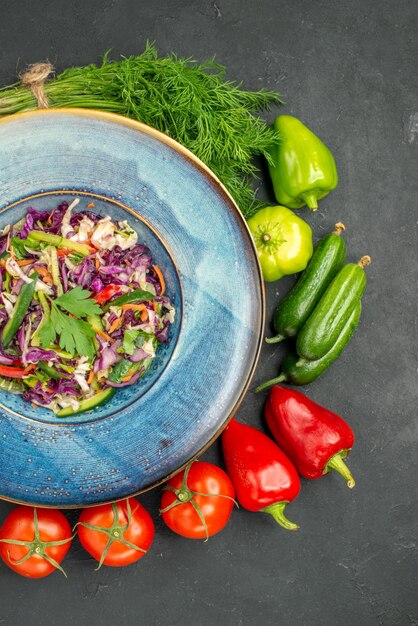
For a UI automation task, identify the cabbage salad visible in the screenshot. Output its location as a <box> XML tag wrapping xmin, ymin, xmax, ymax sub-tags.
<box><xmin>0</xmin><ymin>198</ymin><xmax>175</xmax><ymax>416</ymax></box>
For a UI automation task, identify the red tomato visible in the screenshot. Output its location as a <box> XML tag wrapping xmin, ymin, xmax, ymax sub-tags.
<box><xmin>0</xmin><ymin>506</ymin><xmax>72</xmax><ymax>578</ymax></box>
<box><xmin>77</xmin><ymin>498</ymin><xmax>154</xmax><ymax>568</ymax></box>
<box><xmin>160</xmin><ymin>461</ymin><xmax>235</xmax><ymax>540</ymax></box>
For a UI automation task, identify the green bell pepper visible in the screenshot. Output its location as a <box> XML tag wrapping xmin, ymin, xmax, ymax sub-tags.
<box><xmin>2</xmin><ymin>272</ymin><xmax>39</xmax><ymax>347</ymax></box>
<box><xmin>247</xmin><ymin>205</ymin><xmax>313</xmax><ymax>282</ymax></box>
<box><xmin>268</xmin><ymin>115</ymin><xmax>338</xmax><ymax>211</ymax></box>
<box><xmin>103</xmin><ymin>288</ymin><xmax>155</xmax><ymax>312</ymax></box>
<box><xmin>38</xmin><ymin>361</ymin><xmax>70</xmax><ymax>381</ymax></box>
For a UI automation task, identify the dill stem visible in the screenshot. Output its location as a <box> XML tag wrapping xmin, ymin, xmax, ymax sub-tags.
<box><xmin>0</xmin><ymin>43</ymin><xmax>282</xmax><ymax>218</ymax></box>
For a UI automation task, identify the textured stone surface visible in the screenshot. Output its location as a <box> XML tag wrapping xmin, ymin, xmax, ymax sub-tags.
<box><xmin>0</xmin><ymin>1</ymin><xmax>417</xmax><ymax>624</ymax></box>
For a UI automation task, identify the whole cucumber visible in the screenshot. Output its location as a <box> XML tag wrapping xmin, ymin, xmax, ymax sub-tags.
<box><xmin>255</xmin><ymin>301</ymin><xmax>361</xmax><ymax>391</ymax></box>
<box><xmin>296</xmin><ymin>256</ymin><xmax>370</xmax><ymax>361</ymax></box>
<box><xmin>266</xmin><ymin>223</ymin><xmax>346</xmax><ymax>343</ymax></box>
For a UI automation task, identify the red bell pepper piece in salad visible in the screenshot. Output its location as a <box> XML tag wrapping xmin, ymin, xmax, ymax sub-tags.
<box><xmin>0</xmin><ymin>365</ymin><xmax>29</xmax><ymax>378</ymax></box>
<box><xmin>265</xmin><ymin>386</ymin><xmax>355</xmax><ymax>488</ymax></box>
<box><xmin>221</xmin><ymin>417</ymin><xmax>301</xmax><ymax>530</ymax></box>
<box><xmin>93</xmin><ymin>284</ymin><xmax>122</xmax><ymax>304</ymax></box>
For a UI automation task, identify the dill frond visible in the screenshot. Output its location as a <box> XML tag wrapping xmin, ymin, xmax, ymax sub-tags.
<box><xmin>0</xmin><ymin>43</ymin><xmax>282</xmax><ymax>218</ymax></box>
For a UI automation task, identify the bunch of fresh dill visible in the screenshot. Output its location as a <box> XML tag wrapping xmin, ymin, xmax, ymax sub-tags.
<box><xmin>0</xmin><ymin>43</ymin><xmax>281</xmax><ymax>218</ymax></box>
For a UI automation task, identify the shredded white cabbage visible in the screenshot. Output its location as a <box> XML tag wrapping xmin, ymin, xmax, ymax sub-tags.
<box><xmin>5</xmin><ymin>258</ymin><xmax>33</xmax><ymax>284</ymax></box>
<box><xmin>90</xmin><ymin>216</ymin><xmax>138</xmax><ymax>251</ymax></box>
<box><xmin>60</xmin><ymin>198</ymin><xmax>80</xmax><ymax>238</ymax></box>
<box><xmin>163</xmin><ymin>303</ymin><xmax>176</xmax><ymax>324</ymax></box>
<box><xmin>142</xmin><ymin>338</ymin><xmax>156</xmax><ymax>358</ymax></box>
<box><xmin>49</xmin><ymin>394</ymin><xmax>80</xmax><ymax>413</ymax></box>
<box><xmin>1</xmin><ymin>293</ymin><xmax>15</xmax><ymax>317</ymax></box>
<box><xmin>5</xmin><ymin>257</ymin><xmax>52</xmax><ymax>293</ymax></box>
<box><xmin>70</xmin><ymin>215</ymin><xmax>95</xmax><ymax>243</ymax></box>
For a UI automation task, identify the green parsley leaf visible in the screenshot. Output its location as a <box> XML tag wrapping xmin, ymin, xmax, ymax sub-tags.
<box><xmin>39</xmin><ymin>317</ymin><xmax>57</xmax><ymax>348</ymax></box>
<box><xmin>55</xmin><ymin>286</ymin><xmax>102</xmax><ymax>317</ymax></box>
<box><xmin>40</xmin><ymin>303</ymin><xmax>97</xmax><ymax>359</ymax></box>
<box><xmin>52</xmin><ymin>306</ymin><xmax>75</xmax><ymax>355</ymax></box>
<box><xmin>70</xmin><ymin>318</ymin><xmax>96</xmax><ymax>359</ymax></box>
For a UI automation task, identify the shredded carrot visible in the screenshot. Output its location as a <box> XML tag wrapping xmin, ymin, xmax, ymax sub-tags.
<box><xmin>33</xmin><ymin>265</ymin><xmax>53</xmax><ymax>283</ymax></box>
<box><xmin>17</xmin><ymin>259</ymin><xmax>34</xmax><ymax>267</ymax></box>
<box><xmin>153</xmin><ymin>264</ymin><xmax>165</xmax><ymax>296</ymax></box>
<box><xmin>33</xmin><ymin>265</ymin><xmax>49</xmax><ymax>276</ymax></box>
<box><xmin>121</xmin><ymin>372</ymin><xmax>134</xmax><ymax>383</ymax></box>
<box><xmin>95</xmin><ymin>256</ymin><xmax>100</xmax><ymax>270</ymax></box>
<box><xmin>57</xmin><ymin>248</ymin><xmax>70</xmax><ymax>258</ymax></box>
<box><xmin>87</xmin><ymin>370</ymin><xmax>95</xmax><ymax>385</ymax></box>
<box><xmin>96</xmin><ymin>329</ymin><xmax>113</xmax><ymax>342</ymax></box>
<box><xmin>0</xmin><ymin>260</ymin><xmax>6</xmax><ymax>269</ymax></box>
<box><xmin>121</xmin><ymin>304</ymin><xmax>147</xmax><ymax>311</ymax></box>
<box><xmin>31</xmin><ymin>403</ymin><xmax>38</xmax><ymax>409</ymax></box>
<box><xmin>47</xmin><ymin>210</ymin><xmax>54</xmax><ymax>225</ymax></box>
<box><xmin>108</xmin><ymin>316</ymin><xmax>123</xmax><ymax>334</ymax></box>
<box><xmin>87</xmin><ymin>202</ymin><xmax>95</xmax><ymax>209</ymax></box>
<box><xmin>121</xmin><ymin>303</ymin><xmax>148</xmax><ymax>321</ymax></box>
<box><xmin>23</xmin><ymin>364</ymin><xmax>36</xmax><ymax>375</ymax></box>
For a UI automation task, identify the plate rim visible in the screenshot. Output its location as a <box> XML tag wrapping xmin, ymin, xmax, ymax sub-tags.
<box><xmin>0</xmin><ymin>108</ymin><xmax>265</xmax><ymax>508</ymax></box>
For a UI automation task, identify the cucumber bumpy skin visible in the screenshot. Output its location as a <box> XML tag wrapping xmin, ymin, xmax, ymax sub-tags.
<box><xmin>296</xmin><ymin>256</ymin><xmax>370</xmax><ymax>361</ymax></box>
<box><xmin>255</xmin><ymin>301</ymin><xmax>361</xmax><ymax>391</ymax></box>
<box><xmin>266</xmin><ymin>223</ymin><xmax>346</xmax><ymax>344</ymax></box>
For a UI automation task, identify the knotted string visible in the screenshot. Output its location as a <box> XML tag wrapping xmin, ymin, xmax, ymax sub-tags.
<box><xmin>20</xmin><ymin>62</ymin><xmax>53</xmax><ymax>109</ymax></box>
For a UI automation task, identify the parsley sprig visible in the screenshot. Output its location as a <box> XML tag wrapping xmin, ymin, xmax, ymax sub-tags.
<box><xmin>39</xmin><ymin>287</ymin><xmax>103</xmax><ymax>359</ymax></box>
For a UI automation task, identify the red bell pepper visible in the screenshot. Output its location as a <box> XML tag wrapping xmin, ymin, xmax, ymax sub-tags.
<box><xmin>93</xmin><ymin>284</ymin><xmax>122</xmax><ymax>304</ymax></box>
<box><xmin>265</xmin><ymin>386</ymin><xmax>355</xmax><ymax>488</ymax></box>
<box><xmin>221</xmin><ymin>417</ymin><xmax>301</xmax><ymax>530</ymax></box>
<box><xmin>0</xmin><ymin>365</ymin><xmax>29</xmax><ymax>378</ymax></box>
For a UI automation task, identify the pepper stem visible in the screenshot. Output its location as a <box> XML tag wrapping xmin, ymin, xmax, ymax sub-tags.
<box><xmin>358</xmin><ymin>255</ymin><xmax>371</xmax><ymax>268</ymax></box>
<box><xmin>265</xmin><ymin>334</ymin><xmax>284</xmax><ymax>344</ymax></box>
<box><xmin>302</xmin><ymin>192</ymin><xmax>318</xmax><ymax>211</ymax></box>
<box><xmin>326</xmin><ymin>451</ymin><xmax>356</xmax><ymax>488</ymax></box>
<box><xmin>261</xmin><ymin>233</ymin><xmax>271</xmax><ymax>243</ymax></box>
<box><xmin>262</xmin><ymin>502</ymin><xmax>299</xmax><ymax>531</ymax></box>
<box><xmin>255</xmin><ymin>373</ymin><xmax>287</xmax><ymax>392</ymax></box>
<box><xmin>333</xmin><ymin>222</ymin><xmax>346</xmax><ymax>235</ymax></box>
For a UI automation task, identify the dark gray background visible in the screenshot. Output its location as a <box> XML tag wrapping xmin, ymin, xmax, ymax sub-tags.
<box><xmin>0</xmin><ymin>1</ymin><xmax>417</xmax><ymax>625</ymax></box>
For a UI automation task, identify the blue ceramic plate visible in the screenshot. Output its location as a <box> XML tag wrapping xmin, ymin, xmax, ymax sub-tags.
<box><xmin>0</xmin><ymin>109</ymin><xmax>264</xmax><ymax>507</ymax></box>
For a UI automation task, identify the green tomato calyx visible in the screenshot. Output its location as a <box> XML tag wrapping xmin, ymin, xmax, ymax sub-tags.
<box><xmin>160</xmin><ymin>462</ymin><xmax>238</xmax><ymax>542</ymax></box>
<box><xmin>0</xmin><ymin>508</ymin><xmax>73</xmax><ymax>577</ymax></box>
<box><xmin>74</xmin><ymin>499</ymin><xmax>147</xmax><ymax>570</ymax></box>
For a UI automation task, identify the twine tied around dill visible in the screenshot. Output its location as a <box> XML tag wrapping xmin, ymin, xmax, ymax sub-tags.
<box><xmin>20</xmin><ymin>62</ymin><xmax>53</xmax><ymax>109</ymax></box>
